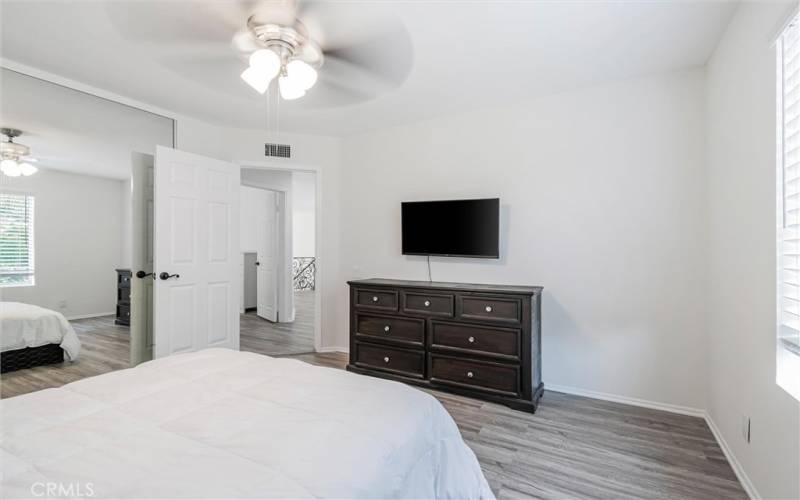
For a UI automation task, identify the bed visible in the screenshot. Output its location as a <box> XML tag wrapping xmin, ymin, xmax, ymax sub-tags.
<box><xmin>0</xmin><ymin>302</ymin><xmax>81</xmax><ymax>373</ymax></box>
<box><xmin>0</xmin><ymin>348</ymin><xmax>494</xmax><ymax>499</ymax></box>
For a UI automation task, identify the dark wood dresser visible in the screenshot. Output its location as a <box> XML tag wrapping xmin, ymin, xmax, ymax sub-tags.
<box><xmin>115</xmin><ymin>269</ymin><xmax>131</xmax><ymax>326</ymax></box>
<box><xmin>347</xmin><ymin>279</ymin><xmax>543</xmax><ymax>412</ymax></box>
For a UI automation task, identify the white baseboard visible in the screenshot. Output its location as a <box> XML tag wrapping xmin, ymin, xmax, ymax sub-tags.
<box><xmin>65</xmin><ymin>312</ymin><xmax>115</xmax><ymax>321</ymax></box>
<box><xmin>317</xmin><ymin>346</ymin><xmax>349</xmax><ymax>354</ymax></box>
<box><xmin>545</xmin><ymin>383</ymin><xmax>706</xmax><ymax>418</ymax></box>
<box><xmin>703</xmin><ymin>412</ymin><xmax>759</xmax><ymax>500</ymax></box>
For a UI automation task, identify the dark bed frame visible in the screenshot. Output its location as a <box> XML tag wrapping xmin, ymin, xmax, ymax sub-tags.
<box><xmin>1</xmin><ymin>344</ymin><xmax>64</xmax><ymax>373</ymax></box>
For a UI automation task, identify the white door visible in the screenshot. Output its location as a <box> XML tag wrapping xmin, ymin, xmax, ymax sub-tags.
<box><xmin>130</xmin><ymin>152</ymin><xmax>154</xmax><ymax>365</ymax></box>
<box><xmin>257</xmin><ymin>190</ymin><xmax>279</xmax><ymax>321</ymax></box>
<box><xmin>153</xmin><ymin>146</ymin><xmax>240</xmax><ymax>358</ymax></box>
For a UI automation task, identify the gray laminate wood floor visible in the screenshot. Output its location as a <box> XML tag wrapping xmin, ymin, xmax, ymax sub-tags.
<box><xmin>240</xmin><ymin>290</ymin><xmax>316</xmax><ymax>356</ymax></box>
<box><xmin>1</xmin><ymin>321</ymin><xmax>746</xmax><ymax>499</ymax></box>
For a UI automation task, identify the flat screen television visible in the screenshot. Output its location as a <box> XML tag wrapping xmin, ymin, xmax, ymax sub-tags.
<box><xmin>401</xmin><ymin>198</ymin><xmax>499</xmax><ymax>258</ymax></box>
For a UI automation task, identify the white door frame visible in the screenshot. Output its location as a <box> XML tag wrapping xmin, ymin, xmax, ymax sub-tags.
<box><xmin>237</xmin><ymin>160</ymin><xmax>322</xmax><ymax>353</ymax></box>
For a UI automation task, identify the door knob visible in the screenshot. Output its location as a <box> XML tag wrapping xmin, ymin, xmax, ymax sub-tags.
<box><xmin>255</xmin><ymin>262</ymin><xmax>260</xmax><ymax>266</ymax></box>
<box><xmin>159</xmin><ymin>272</ymin><xmax>180</xmax><ymax>280</ymax></box>
<box><xmin>135</xmin><ymin>271</ymin><xmax>153</xmax><ymax>279</ymax></box>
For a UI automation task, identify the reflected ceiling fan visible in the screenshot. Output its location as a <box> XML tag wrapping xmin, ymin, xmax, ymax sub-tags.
<box><xmin>0</xmin><ymin>129</ymin><xmax>38</xmax><ymax>177</ymax></box>
<box><xmin>105</xmin><ymin>0</ymin><xmax>414</xmax><ymax>106</ymax></box>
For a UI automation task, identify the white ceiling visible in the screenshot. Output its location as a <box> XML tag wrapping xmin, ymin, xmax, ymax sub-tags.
<box><xmin>1</xmin><ymin>1</ymin><xmax>739</xmax><ymax>137</ymax></box>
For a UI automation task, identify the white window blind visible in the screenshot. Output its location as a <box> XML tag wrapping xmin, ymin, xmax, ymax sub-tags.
<box><xmin>779</xmin><ymin>14</ymin><xmax>800</xmax><ymax>354</ymax></box>
<box><xmin>0</xmin><ymin>192</ymin><xmax>35</xmax><ymax>287</ymax></box>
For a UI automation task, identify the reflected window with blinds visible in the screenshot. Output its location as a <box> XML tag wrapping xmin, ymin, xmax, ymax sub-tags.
<box><xmin>0</xmin><ymin>192</ymin><xmax>35</xmax><ymax>287</ymax></box>
<box><xmin>779</xmin><ymin>13</ymin><xmax>800</xmax><ymax>356</ymax></box>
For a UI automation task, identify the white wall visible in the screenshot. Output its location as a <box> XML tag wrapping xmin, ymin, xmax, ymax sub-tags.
<box><xmin>340</xmin><ymin>69</ymin><xmax>709</xmax><ymax>411</ymax></box>
<box><xmin>292</xmin><ymin>171</ymin><xmax>316</xmax><ymax>258</ymax></box>
<box><xmin>1</xmin><ymin>169</ymin><xmax>126</xmax><ymax>318</ymax></box>
<box><xmin>240</xmin><ymin>185</ymin><xmax>268</xmax><ymax>252</ymax></box>
<box><xmin>706</xmin><ymin>3</ymin><xmax>800</xmax><ymax>499</ymax></box>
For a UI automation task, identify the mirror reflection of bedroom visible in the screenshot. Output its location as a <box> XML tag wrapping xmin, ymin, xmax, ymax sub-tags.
<box><xmin>0</xmin><ymin>69</ymin><xmax>173</xmax><ymax>398</ymax></box>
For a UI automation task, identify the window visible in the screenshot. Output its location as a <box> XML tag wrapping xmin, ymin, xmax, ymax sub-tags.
<box><xmin>0</xmin><ymin>192</ymin><xmax>35</xmax><ymax>287</ymax></box>
<box><xmin>778</xmin><ymin>12</ymin><xmax>800</xmax><ymax>401</ymax></box>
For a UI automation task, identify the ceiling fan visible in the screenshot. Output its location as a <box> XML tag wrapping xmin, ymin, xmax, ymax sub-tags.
<box><xmin>104</xmin><ymin>0</ymin><xmax>414</xmax><ymax>106</ymax></box>
<box><xmin>0</xmin><ymin>129</ymin><xmax>38</xmax><ymax>177</ymax></box>
<box><xmin>234</xmin><ymin>2</ymin><xmax>325</xmax><ymax>99</ymax></box>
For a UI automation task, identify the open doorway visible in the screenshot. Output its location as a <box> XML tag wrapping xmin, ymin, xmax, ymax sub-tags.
<box><xmin>239</xmin><ymin>168</ymin><xmax>316</xmax><ymax>356</ymax></box>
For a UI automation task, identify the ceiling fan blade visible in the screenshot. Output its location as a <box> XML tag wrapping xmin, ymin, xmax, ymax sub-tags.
<box><xmin>293</xmin><ymin>78</ymin><xmax>374</xmax><ymax>109</ymax></box>
<box><xmin>324</xmin><ymin>36</ymin><xmax>413</xmax><ymax>87</ymax></box>
<box><xmin>154</xmin><ymin>51</ymin><xmax>254</xmax><ymax>98</ymax></box>
<box><xmin>296</xmin><ymin>2</ymin><xmax>413</xmax><ymax>86</ymax></box>
<box><xmin>104</xmin><ymin>1</ymin><xmax>255</xmax><ymax>44</ymax></box>
<box><xmin>319</xmin><ymin>56</ymin><xmax>395</xmax><ymax>96</ymax></box>
<box><xmin>141</xmin><ymin>42</ymin><xmax>240</xmax><ymax>60</ymax></box>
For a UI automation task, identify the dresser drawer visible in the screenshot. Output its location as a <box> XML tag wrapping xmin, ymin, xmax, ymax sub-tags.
<box><xmin>459</xmin><ymin>295</ymin><xmax>521</xmax><ymax>324</ymax></box>
<box><xmin>118</xmin><ymin>273</ymin><xmax>132</xmax><ymax>289</ymax></box>
<box><xmin>118</xmin><ymin>286</ymin><xmax>131</xmax><ymax>305</ymax></box>
<box><xmin>117</xmin><ymin>304</ymin><xmax>130</xmax><ymax>319</ymax></box>
<box><xmin>430</xmin><ymin>355</ymin><xmax>519</xmax><ymax>396</ymax></box>
<box><xmin>356</xmin><ymin>314</ymin><xmax>424</xmax><ymax>346</ymax></box>
<box><xmin>354</xmin><ymin>289</ymin><xmax>398</xmax><ymax>311</ymax></box>
<box><xmin>431</xmin><ymin>321</ymin><xmax>520</xmax><ymax>360</ymax></box>
<box><xmin>403</xmin><ymin>291</ymin><xmax>454</xmax><ymax>317</ymax></box>
<box><xmin>355</xmin><ymin>343</ymin><xmax>424</xmax><ymax>378</ymax></box>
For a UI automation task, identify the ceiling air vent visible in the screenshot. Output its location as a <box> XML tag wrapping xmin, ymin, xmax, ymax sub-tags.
<box><xmin>265</xmin><ymin>143</ymin><xmax>291</xmax><ymax>158</ymax></box>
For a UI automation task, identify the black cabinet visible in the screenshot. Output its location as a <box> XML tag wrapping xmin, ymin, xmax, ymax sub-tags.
<box><xmin>115</xmin><ymin>269</ymin><xmax>131</xmax><ymax>326</ymax></box>
<box><xmin>347</xmin><ymin>279</ymin><xmax>543</xmax><ymax>413</ymax></box>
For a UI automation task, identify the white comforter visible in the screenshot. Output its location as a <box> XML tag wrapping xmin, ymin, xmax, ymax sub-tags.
<box><xmin>0</xmin><ymin>348</ymin><xmax>494</xmax><ymax>499</ymax></box>
<box><xmin>0</xmin><ymin>302</ymin><xmax>80</xmax><ymax>361</ymax></box>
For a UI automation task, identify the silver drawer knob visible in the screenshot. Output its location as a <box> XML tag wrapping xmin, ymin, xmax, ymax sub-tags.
<box><xmin>384</xmin><ymin>325</ymin><xmax>391</xmax><ymax>332</ymax></box>
<box><xmin>467</xmin><ymin>371</ymin><xmax>474</xmax><ymax>378</ymax></box>
<box><xmin>384</xmin><ymin>356</ymin><xmax>390</xmax><ymax>363</ymax></box>
<box><xmin>372</xmin><ymin>296</ymin><xmax>379</xmax><ymax>302</ymax></box>
<box><xmin>468</xmin><ymin>336</ymin><xmax>475</xmax><ymax>343</ymax></box>
<box><xmin>424</xmin><ymin>300</ymin><xmax>431</xmax><ymax>307</ymax></box>
<box><xmin>485</xmin><ymin>305</ymin><xmax>493</xmax><ymax>313</ymax></box>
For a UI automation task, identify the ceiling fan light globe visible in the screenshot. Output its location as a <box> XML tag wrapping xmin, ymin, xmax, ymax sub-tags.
<box><xmin>286</xmin><ymin>60</ymin><xmax>318</xmax><ymax>90</ymax></box>
<box><xmin>248</xmin><ymin>49</ymin><xmax>281</xmax><ymax>78</ymax></box>
<box><xmin>279</xmin><ymin>75</ymin><xmax>306</xmax><ymax>100</ymax></box>
<box><xmin>1</xmin><ymin>159</ymin><xmax>22</xmax><ymax>177</ymax></box>
<box><xmin>19</xmin><ymin>163</ymin><xmax>37</xmax><ymax>176</ymax></box>
<box><xmin>241</xmin><ymin>66</ymin><xmax>272</xmax><ymax>94</ymax></box>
